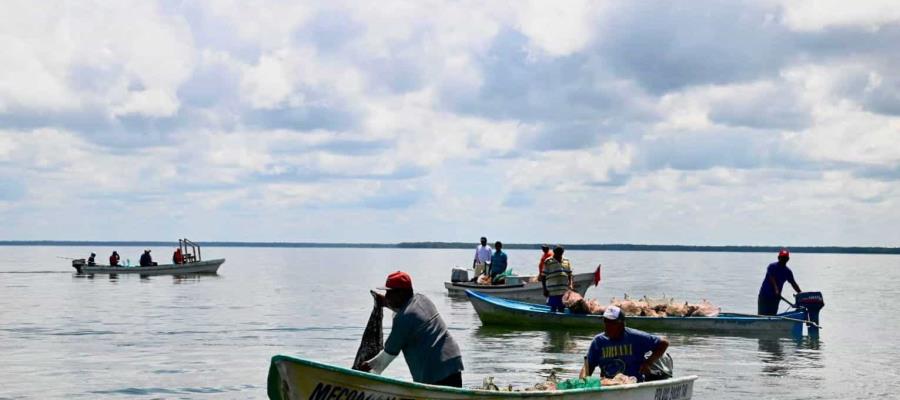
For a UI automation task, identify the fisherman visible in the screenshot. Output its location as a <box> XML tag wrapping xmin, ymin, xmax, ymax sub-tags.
<box><xmin>580</xmin><ymin>305</ymin><xmax>670</xmax><ymax>382</ymax></box>
<box><xmin>87</xmin><ymin>253</ymin><xmax>96</xmax><ymax>266</ymax></box>
<box><xmin>173</xmin><ymin>248</ymin><xmax>184</xmax><ymax>264</ymax></box>
<box><xmin>109</xmin><ymin>251</ymin><xmax>120</xmax><ymax>266</ymax></box>
<box><xmin>538</xmin><ymin>244</ymin><xmax>553</xmax><ymax>277</ymax></box>
<box><xmin>361</xmin><ymin>271</ymin><xmax>464</xmax><ymax>387</ymax></box>
<box><xmin>757</xmin><ymin>249</ymin><xmax>802</xmax><ymax>315</ymax></box>
<box><xmin>139</xmin><ymin>250</ymin><xmax>156</xmax><ymax>267</ymax></box>
<box><xmin>489</xmin><ymin>241</ymin><xmax>508</xmax><ymax>284</ymax></box>
<box><xmin>542</xmin><ymin>245</ymin><xmax>572</xmax><ymax>312</ymax></box>
<box><xmin>472</xmin><ymin>237</ymin><xmax>492</xmax><ymax>281</ymax></box>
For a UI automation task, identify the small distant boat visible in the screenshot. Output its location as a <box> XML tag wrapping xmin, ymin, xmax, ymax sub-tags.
<box><xmin>73</xmin><ymin>258</ymin><xmax>225</xmax><ymax>276</ymax></box>
<box><xmin>445</xmin><ymin>266</ymin><xmax>600</xmax><ymax>303</ymax></box>
<box><xmin>70</xmin><ymin>238</ymin><xmax>225</xmax><ymax>276</ymax></box>
<box><xmin>268</xmin><ymin>354</ymin><xmax>698</xmax><ymax>400</ymax></box>
<box><xmin>467</xmin><ymin>290</ymin><xmax>823</xmax><ymax>336</ymax></box>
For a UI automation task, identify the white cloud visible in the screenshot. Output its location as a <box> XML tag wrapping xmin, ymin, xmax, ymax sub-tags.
<box><xmin>779</xmin><ymin>0</ymin><xmax>900</xmax><ymax>31</ymax></box>
<box><xmin>515</xmin><ymin>0</ymin><xmax>606</xmax><ymax>57</ymax></box>
<box><xmin>0</xmin><ymin>1</ymin><xmax>195</xmax><ymax>116</ymax></box>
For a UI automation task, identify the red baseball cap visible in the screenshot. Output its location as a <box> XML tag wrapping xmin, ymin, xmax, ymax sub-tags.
<box><xmin>778</xmin><ymin>249</ymin><xmax>790</xmax><ymax>258</ymax></box>
<box><xmin>377</xmin><ymin>271</ymin><xmax>413</xmax><ymax>290</ymax></box>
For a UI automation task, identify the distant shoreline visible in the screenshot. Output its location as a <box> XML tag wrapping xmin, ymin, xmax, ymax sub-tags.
<box><xmin>0</xmin><ymin>240</ymin><xmax>898</xmax><ymax>255</ymax></box>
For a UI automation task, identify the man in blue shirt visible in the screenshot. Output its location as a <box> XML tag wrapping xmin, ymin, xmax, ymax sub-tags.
<box><xmin>489</xmin><ymin>241</ymin><xmax>508</xmax><ymax>284</ymax></box>
<box><xmin>580</xmin><ymin>306</ymin><xmax>669</xmax><ymax>382</ymax></box>
<box><xmin>758</xmin><ymin>249</ymin><xmax>802</xmax><ymax>315</ymax></box>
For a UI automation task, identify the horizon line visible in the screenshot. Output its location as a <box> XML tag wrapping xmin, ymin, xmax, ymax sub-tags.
<box><xmin>0</xmin><ymin>240</ymin><xmax>898</xmax><ymax>254</ymax></box>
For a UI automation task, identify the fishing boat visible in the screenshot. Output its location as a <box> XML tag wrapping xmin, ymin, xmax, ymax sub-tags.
<box><xmin>466</xmin><ymin>290</ymin><xmax>824</xmax><ymax>336</ymax></box>
<box><xmin>445</xmin><ymin>266</ymin><xmax>600</xmax><ymax>303</ymax></box>
<box><xmin>268</xmin><ymin>355</ymin><xmax>698</xmax><ymax>400</ymax></box>
<box><xmin>70</xmin><ymin>238</ymin><xmax>225</xmax><ymax>276</ymax></box>
<box><xmin>73</xmin><ymin>258</ymin><xmax>225</xmax><ymax>275</ymax></box>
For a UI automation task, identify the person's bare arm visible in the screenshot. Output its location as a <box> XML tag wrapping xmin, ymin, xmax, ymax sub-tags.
<box><xmin>579</xmin><ymin>358</ymin><xmax>594</xmax><ymax>380</ymax></box>
<box><xmin>790</xmin><ymin>279</ymin><xmax>801</xmax><ymax>294</ymax></box>
<box><xmin>640</xmin><ymin>337</ymin><xmax>669</xmax><ymax>375</ymax></box>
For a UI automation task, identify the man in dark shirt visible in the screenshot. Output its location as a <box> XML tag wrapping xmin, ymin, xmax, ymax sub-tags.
<box><xmin>139</xmin><ymin>250</ymin><xmax>156</xmax><ymax>267</ymax></box>
<box><xmin>361</xmin><ymin>271</ymin><xmax>464</xmax><ymax>387</ymax></box>
<box><xmin>580</xmin><ymin>306</ymin><xmax>669</xmax><ymax>382</ymax></box>
<box><xmin>489</xmin><ymin>241</ymin><xmax>508</xmax><ymax>283</ymax></box>
<box><xmin>758</xmin><ymin>249</ymin><xmax>802</xmax><ymax>315</ymax></box>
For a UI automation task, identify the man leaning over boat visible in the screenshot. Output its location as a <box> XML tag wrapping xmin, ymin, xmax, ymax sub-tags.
<box><xmin>360</xmin><ymin>271</ymin><xmax>465</xmax><ymax>387</ymax></box>
<box><xmin>580</xmin><ymin>306</ymin><xmax>672</xmax><ymax>383</ymax></box>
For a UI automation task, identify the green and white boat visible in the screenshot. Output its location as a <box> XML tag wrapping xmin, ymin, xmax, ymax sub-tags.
<box><xmin>268</xmin><ymin>355</ymin><xmax>697</xmax><ymax>400</ymax></box>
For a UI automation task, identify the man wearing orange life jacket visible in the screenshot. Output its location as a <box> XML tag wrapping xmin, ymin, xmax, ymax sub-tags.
<box><xmin>173</xmin><ymin>248</ymin><xmax>185</xmax><ymax>264</ymax></box>
<box><xmin>538</xmin><ymin>244</ymin><xmax>554</xmax><ymax>277</ymax></box>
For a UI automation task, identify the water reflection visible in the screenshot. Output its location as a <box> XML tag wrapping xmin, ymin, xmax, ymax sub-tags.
<box><xmin>757</xmin><ymin>336</ymin><xmax>823</xmax><ymax>376</ymax></box>
<box><xmin>543</xmin><ymin>330</ymin><xmax>579</xmax><ymax>353</ymax></box>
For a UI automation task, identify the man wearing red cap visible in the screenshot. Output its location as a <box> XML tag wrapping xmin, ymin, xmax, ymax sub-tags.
<box><xmin>361</xmin><ymin>271</ymin><xmax>464</xmax><ymax>387</ymax></box>
<box><xmin>757</xmin><ymin>249</ymin><xmax>802</xmax><ymax>315</ymax></box>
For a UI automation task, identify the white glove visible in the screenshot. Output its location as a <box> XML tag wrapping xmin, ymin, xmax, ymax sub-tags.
<box><xmin>365</xmin><ymin>350</ymin><xmax>397</xmax><ymax>375</ymax></box>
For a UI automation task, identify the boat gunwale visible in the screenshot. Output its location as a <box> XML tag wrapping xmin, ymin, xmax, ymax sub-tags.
<box><xmin>270</xmin><ymin>354</ymin><xmax>698</xmax><ymax>397</ymax></box>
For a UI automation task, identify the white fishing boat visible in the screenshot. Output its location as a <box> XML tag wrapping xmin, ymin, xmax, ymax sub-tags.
<box><xmin>70</xmin><ymin>238</ymin><xmax>225</xmax><ymax>276</ymax></box>
<box><xmin>445</xmin><ymin>266</ymin><xmax>600</xmax><ymax>303</ymax></box>
<box><xmin>73</xmin><ymin>258</ymin><xmax>225</xmax><ymax>275</ymax></box>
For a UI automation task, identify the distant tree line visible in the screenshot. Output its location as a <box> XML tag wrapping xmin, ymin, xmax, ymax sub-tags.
<box><xmin>1</xmin><ymin>240</ymin><xmax>899</xmax><ymax>255</ymax></box>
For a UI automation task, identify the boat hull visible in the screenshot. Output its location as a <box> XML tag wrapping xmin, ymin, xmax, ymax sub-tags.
<box><xmin>467</xmin><ymin>290</ymin><xmax>807</xmax><ymax>335</ymax></box>
<box><xmin>268</xmin><ymin>355</ymin><xmax>697</xmax><ymax>400</ymax></box>
<box><xmin>76</xmin><ymin>258</ymin><xmax>225</xmax><ymax>276</ymax></box>
<box><xmin>446</xmin><ymin>271</ymin><xmax>596</xmax><ymax>303</ymax></box>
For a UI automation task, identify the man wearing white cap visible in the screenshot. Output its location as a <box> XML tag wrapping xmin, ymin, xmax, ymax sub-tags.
<box><xmin>579</xmin><ymin>306</ymin><xmax>670</xmax><ymax>382</ymax></box>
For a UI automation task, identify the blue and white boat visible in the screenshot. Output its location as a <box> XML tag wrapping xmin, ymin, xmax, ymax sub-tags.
<box><xmin>466</xmin><ymin>290</ymin><xmax>823</xmax><ymax>336</ymax></box>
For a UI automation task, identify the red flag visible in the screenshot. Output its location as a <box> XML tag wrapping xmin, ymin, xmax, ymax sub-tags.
<box><xmin>593</xmin><ymin>264</ymin><xmax>602</xmax><ymax>286</ymax></box>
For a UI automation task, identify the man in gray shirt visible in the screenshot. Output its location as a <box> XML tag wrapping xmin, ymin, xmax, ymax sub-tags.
<box><xmin>361</xmin><ymin>271</ymin><xmax>464</xmax><ymax>387</ymax></box>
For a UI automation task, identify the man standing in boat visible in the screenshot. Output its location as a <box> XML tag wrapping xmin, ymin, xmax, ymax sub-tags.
<box><xmin>580</xmin><ymin>305</ymin><xmax>670</xmax><ymax>382</ymax></box>
<box><xmin>758</xmin><ymin>249</ymin><xmax>802</xmax><ymax>315</ymax></box>
<box><xmin>362</xmin><ymin>271</ymin><xmax>464</xmax><ymax>387</ymax></box>
<box><xmin>542</xmin><ymin>245</ymin><xmax>573</xmax><ymax>312</ymax></box>
<box><xmin>472</xmin><ymin>236</ymin><xmax>492</xmax><ymax>280</ymax></box>
<box><xmin>489</xmin><ymin>241</ymin><xmax>508</xmax><ymax>284</ymax></box>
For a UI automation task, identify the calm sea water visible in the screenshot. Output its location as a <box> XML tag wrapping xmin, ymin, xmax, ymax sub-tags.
<box><xmin>1</xmin><ymin>246</ymin><xmax>897</xmax><ymax>399</ymax></box>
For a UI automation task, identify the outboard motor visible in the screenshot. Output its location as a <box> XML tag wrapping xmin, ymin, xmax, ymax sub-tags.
<box><xmin>71</xmin><ymin>259</ymin><xmax>86</xmax><ymax>274</ymax></box>
<box><xmin>450</xmin><ymin>267</ymin><xmax>469</xmax><ymax>283</ymax></box>
<box><xmin>795</xmin><ymin>291</ymin><xmax>824</xmax><ymax>335</ymax></box>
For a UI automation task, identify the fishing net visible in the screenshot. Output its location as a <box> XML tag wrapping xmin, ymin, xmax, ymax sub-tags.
<box><xmin>351</xmin><ymin>291</ymin><xmax>384</xmax><ymax>370</ymax></box>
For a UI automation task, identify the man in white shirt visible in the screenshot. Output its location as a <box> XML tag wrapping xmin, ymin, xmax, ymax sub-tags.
<box><xmin>472</xmin><ymin>237</ymin><xmax>492</xmax><ymax>279</ymax></box>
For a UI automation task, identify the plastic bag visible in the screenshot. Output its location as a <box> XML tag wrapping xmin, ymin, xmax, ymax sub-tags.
<box><xmin>644</xmin><ymin>353</ymin><xmax>674</xmax><ymax>381</ymax></box>
<box><xmin>556</xmin><ymin>377</ymin><xmax>601</xmax><ymax>390</ymax></box>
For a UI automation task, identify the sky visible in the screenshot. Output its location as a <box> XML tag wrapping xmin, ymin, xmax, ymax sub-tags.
<box><xmin>1</xmin><ymin>1</ymin><xmax>899</xmax><ymax>246</ymax></box>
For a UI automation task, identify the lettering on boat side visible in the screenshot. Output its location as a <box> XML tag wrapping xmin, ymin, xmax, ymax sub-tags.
<box><xmin>308</xmin><ymin>382</ymin><xmax>415</xmax><ymax>400</ymax></box>
<box><xmin>654</xmin><ymin>382</ymin><xmax>690</xmax><ymax>400</ymax></box>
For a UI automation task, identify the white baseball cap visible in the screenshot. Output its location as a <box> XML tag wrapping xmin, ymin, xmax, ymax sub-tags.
<box><xmin>603</xmin><ymin>305</ymin><xmax>625</xmax><ymax>321</ymax></box>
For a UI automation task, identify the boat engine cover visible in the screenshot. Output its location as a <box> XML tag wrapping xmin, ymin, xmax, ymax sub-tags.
<box><xmin>795</xmin><ymin>291</ymin><xmax>824</xmax><ymax>312</ymax></box>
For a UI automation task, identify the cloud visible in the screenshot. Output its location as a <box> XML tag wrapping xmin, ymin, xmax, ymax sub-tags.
<box><xmin>1</xmin><ymin>1</ymin><xmax>899</xmax><ymax>245</ymax></box>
